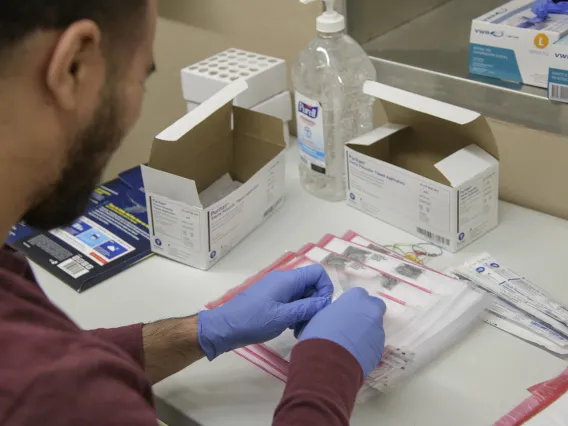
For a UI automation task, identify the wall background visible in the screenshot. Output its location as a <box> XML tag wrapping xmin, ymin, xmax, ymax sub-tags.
<box><xmin>103</xmin><ymin>1</ymin><xmax>320</xmax><ymax>181</ymax></box>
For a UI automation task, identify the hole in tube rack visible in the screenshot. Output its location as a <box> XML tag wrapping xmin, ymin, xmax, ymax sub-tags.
<box><xmin>257</xmin><ymin>62</ymin><xmax>268</xmax><ymax>68</ymax></box>
<box><xmin>209</xmin><ymin>63</ymin><xmax>218</xmax><ymax>68</ymax></box>
<box><xmin>238</xmin><ymin>64</ymin><xmax>247</xmax><ymax>68</ymax></box>
<box><xmin>240</xmin><ymin>72</ymin><xmax>250</xmax><ymax>77</ymax></box>
<box><xmin>237</xmin><ymin>51</ymin><xmax>246</xmax><ymax>55</ymax></box>
<box><xmin>229</xmin><ymin>62</ymin><xmax>237</xmax><ymax>66</ymax></box>
<box><xmin>219</xmin><ymin>66</ymin><xmax>228</xmax><ymax>70</ymax></box>
<box><xmin>247</xmin><ymin>54</ymin><xmax>256</xmax><ymax>58</ymax></box>
<box><xmin>257</xmin><ymin>56</ymin><xmax>267</xmax><ymax>61</ymax></box>
<box><xmin>250</xmin><ymin>68</ymin><xmax>258</xmax><ymax>72</ymax></box>
<box><xmin>228</xmin><ymin>56</ymin><xmax>236</xmax><ymax>59</ymax></box>
<box><xmin>220</xmin><ymin>74</ymin><xmax>228</xmax><ymax>78</ymax></box>
<box><xmin>198</xmin><ymin>68</ymin><xmax>208</xmax><ymax>73</ymax></box>
<box><xmin>268</xmin><ymin>58</ymin><xmax>277</xmax><ymax>63</ymax></box>
<box><xmin>230</xmin><ymin>69</ymin><xmax>238</xmax><ymax>73</ymax></box>
<box><xmin>209</xmin><ymin>71</ymin><xmax>218</xmax><ymax>75</ymax></box>
<box><xmin>189</xmin><ymin>66</ymin><xmax>198</xmax><ymax>70</ymax></box>
<box><xmin>230</xmin><ymin>76</ymin><xmax>239</xmax><ymax>81</ymax></box>
<box><xmin>218</xmin><ymin>58</ymin><xmax>227</xmax><ymax>63</ymax></box>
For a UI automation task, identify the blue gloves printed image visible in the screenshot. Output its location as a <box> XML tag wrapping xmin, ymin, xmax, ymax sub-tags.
<box><xmin>198</xmin><ymin>265</ymin><xmax>387</xmax><ymax>378</ymax></box>
<box><xmin>198</xmin><ymin>265</ymin><xmax>334</xmax><ymax>360</ymax></box>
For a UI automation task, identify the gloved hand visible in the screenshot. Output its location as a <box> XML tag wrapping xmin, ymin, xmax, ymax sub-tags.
<box><xmin>198</xmin><ymin>265</ymin><xmax>334</xmax><ymax>360</ymax></box>
<box><xmin>299</xmin><ymin>287</ymin><xmax>387</xmax><ymax>378</ymax></box>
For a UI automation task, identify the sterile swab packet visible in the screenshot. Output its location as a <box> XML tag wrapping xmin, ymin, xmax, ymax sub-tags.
<box><xmin>464</xmin><ymin>254</ymin><xmax>568</xmax><ymax>328</ymax></box>
<box><xmin>446</xmin><ymin>265</ymin><xmax>568</xmax><ymax>355</ymax></box>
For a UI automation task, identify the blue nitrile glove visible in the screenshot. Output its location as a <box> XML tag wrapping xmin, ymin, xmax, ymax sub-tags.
<box><xmin>299</xmin><ymin>287</ymin><xmax>387</xmax><ymax>378</ymax></box>
<box><xmin>528</xmin><ymin>0</ymin><xmax>568</xmax><ymax>24</ymax></box>
<box><xmin>198</xmin><ymin>265</ymin><xmax>334</xmax><ymax>360</ymax></box>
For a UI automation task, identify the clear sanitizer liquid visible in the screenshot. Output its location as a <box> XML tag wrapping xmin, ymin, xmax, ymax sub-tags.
<box><xmin>293</xmin><ymin>0</ymin><xmax>376</xmax><ymax>201</ymax></box>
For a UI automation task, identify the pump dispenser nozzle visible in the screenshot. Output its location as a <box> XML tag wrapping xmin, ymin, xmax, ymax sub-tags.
<box><xmin>300</xmin><ymin>0</ymin><xmax>345</xmax><ymax>33</ymax></box>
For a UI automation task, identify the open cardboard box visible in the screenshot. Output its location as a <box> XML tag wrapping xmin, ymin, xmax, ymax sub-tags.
<box><xmin>142</xmin><ymin>80</ymin><xmax>286</xmax><ymax>269</ymax></box>
<box><xmin>346</xmin><ymin>81</ymin><xmax>500</xmax><ymax>252</ymax></box>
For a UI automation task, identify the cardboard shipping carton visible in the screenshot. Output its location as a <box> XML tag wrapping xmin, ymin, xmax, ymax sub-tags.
<box><xmin>142</xmin><ymin>80</ymin><xmax>286</xmax><ymax>269</ymax></box>
<box><xmin>346</xmin><ymin>81</ymin><xmax>500</xmax><ymax>253</ymax></box>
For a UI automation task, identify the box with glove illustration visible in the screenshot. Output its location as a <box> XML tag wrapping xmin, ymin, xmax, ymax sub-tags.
<box><xmin>469</xmin><ymin>0</ymin><xmax>568</xmax><ymax>88</ymax></box>
<box><xmin>7</xmin><ymin>166</ymin><xmax>153</xmax><ymax>292</ymax></box>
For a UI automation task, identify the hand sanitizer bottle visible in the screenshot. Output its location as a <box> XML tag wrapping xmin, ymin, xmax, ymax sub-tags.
<box><xmin>293</xmin><ymin>0</ymin><xmax>376</xmax><ymax>202</ymax></box>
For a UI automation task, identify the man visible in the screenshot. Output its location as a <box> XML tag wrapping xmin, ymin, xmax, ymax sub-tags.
<box><xmin>0</xmin><ymin>2</ymin><xmax>386</xmax><ymax>425</ymax></box>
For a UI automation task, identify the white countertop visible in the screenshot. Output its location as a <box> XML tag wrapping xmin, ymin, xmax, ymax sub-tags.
<box><xmin>35</xmin><ymin>146</ymin><xmax>568</xmax><ymax>426</ymax></box>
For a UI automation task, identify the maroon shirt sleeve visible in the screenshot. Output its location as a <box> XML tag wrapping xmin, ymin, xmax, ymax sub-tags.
<box><xmin>86</xmin><ymin>324</ymin><xmax>145</xmax><ymax>368</ymax></box>
<box><xmin>273</xmin><ymin>339</ymin><xmax>364</xmax><ymax>426</ymax></box>
<box><xmin>0</xmin><ymin>248</ymin><xmax>159</xmax><ymax>426</ymax></box>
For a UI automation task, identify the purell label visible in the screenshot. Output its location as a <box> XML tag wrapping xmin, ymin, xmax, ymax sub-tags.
<box><xmin>298</xmin><ymin>101</ymin><xmax>319</xmax><ymax>119</ymax></box>
<box><xmin>295</xmin><ymin>91</ymin><xmax>326</xmax><ymax>175</ymax></box>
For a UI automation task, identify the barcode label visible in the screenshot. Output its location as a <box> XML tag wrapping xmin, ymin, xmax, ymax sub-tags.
<box><xmin>58</xmin><ymin>258</ymin><xmax>89</xmax><ymax>279</ymax></box>
<box><xmin>550</xmin><ymin>84</ymin><xmax>568</xmax><ymax>102</ymax></box>
<box><xmin>416</xmin><ymin>227</ymin><xmax>450</xmax><ymax>246</ymax></box>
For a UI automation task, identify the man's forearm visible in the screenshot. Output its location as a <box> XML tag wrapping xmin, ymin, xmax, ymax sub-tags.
<box><xmin>142</xmin><ymin>315</ymin><xmax>204</xmax><ymax>383</ymax></box>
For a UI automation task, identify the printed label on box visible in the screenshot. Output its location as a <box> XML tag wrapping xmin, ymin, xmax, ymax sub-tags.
<box><xmin>50</xmin><ymin>216</ymin><xmax>135</xmax><ymax>269</ymax></box>
<box><xmin>549</xmin><ymin>68</ymin><xmax>568</xmax><ymax>102</ymax></box>
<box><xmin>207</xmin><ymin>158</ymin><xmax>285</xmax><ymax>265</ymax></box>
<box><xmin>469</xmin><ymin>44</ymin><xmax>523</xmax><ymax>82</ymax></box>
<box><xmin>346</xmin><ymin>151</ymin><xmax>453</xmax><ymax>248</ymax></box>
<box><xmin>457</xmin><ymin>172</ymin><xmax>498</xmax><ymax>248</ymax></box>
<box><xmin>296</xmin><ymin>91</ymin><xmax>326</xmax><ymax>174</ymax></box>
<box><xmin>147</xmin><ymin>195</ymin><xmax>201</xmax><ymax>264</ymax></box>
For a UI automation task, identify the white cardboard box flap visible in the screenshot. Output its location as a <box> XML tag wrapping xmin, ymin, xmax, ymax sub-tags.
<box><xmin>143</xmin><ymin>76</ymin><xmax>286</xmax><ymax>270</ymax></box>
<box><xmin>141</xmin><ymin>165</ymin><xmax>203</xmax><ymax>209</ymax></box>
<box><xmin>434</xmin><ymin>144</ymin><xmax>499</xmax><ymax>188</ymax></box>
<box><xmin>348</xmin><ymin>123</ymin><xmax>409</xmax><ymax>147</ymax></box>
<box><xmin>363</xmin><ymin>81</ymin><xmax>481</xmax><ymax>125</ymax></box>
<box><xmin>252</xmin><ymin>91</ymin><xmax>293</xmax><ymax>122</ymax></box>
<box><xmin>157</xmin><ymin>79</ymin><xmax>248</xmax><ymax>142</ymax></box>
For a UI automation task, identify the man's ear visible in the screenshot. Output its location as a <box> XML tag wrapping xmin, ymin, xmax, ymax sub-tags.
<box><xmin>46</xmin><ymin>20</ymin><xmax>104</xmax><ymax>111</ymax></box>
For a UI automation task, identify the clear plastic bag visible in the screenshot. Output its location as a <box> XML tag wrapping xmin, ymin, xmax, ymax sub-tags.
<box><xmin>205</xmin><ymin>234</ymin><xmax>491</xmax><ymax>400</ymax></box>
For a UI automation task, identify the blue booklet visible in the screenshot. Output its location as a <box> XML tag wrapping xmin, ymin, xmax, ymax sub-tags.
<box><xmin>7</xmin><ymin>166</ymin><xmax>153</xmax><ymax>292</ymax></box>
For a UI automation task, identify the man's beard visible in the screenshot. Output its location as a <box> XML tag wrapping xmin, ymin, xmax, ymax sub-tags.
<box><xmin>22</xmin><ymin>86</ymin><xmax>125</xmax><ymax>231</ymax></box>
